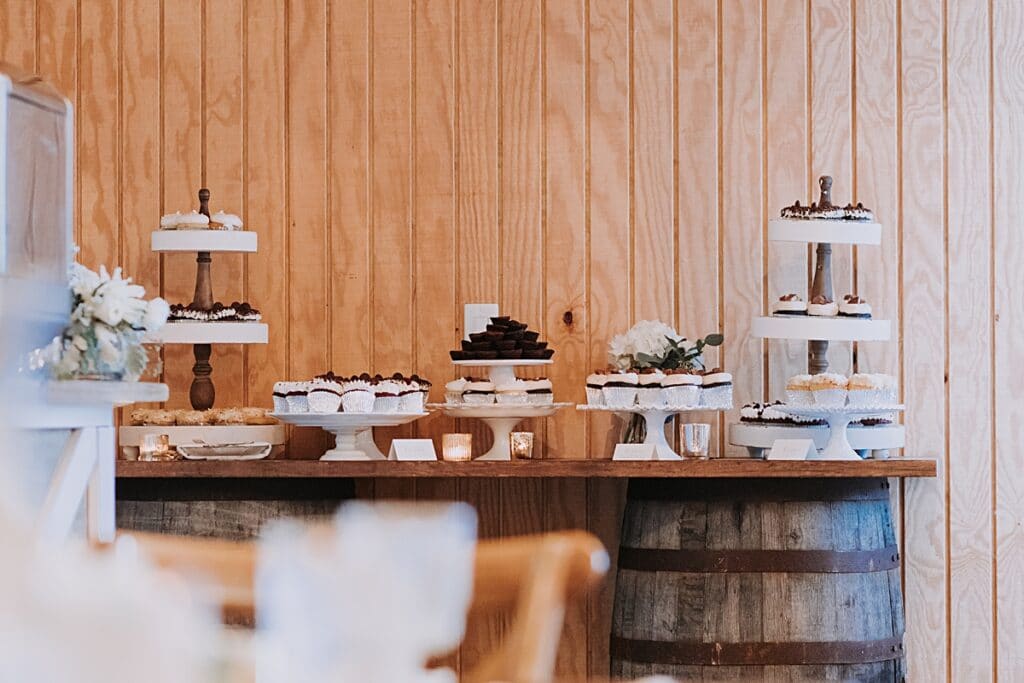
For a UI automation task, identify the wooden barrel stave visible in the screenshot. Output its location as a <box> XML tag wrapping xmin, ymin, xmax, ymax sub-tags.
<box><xmin>611</xmin><ymin>478</ymin><xmax>905</xmax><ymax>682</ymax></box>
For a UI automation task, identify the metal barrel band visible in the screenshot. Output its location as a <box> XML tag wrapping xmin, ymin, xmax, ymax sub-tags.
<box><xmin>626</xmin><ymin>477</ymin><xmax>891</xmax><ymax>502</ymax></box>
<box><xmin>610</xmin><ymin>636</ymin><xmax>905</xmax><ymax>666</ymax></box>
<box><xmin>618</xmin><ymin>546</ymin><xmax>900</xmax><ymax>573</ymax></box>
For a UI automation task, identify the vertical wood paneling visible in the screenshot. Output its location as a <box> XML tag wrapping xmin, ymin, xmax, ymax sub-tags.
<box><xmin>286</xmin><ymin>0</ymin><xmax>330</xmax><ymax>457</ymax></box>
<box><xmin>994</xmin><ymin>0</ymin><xmax>1024</xmax><ymax>678</ymax></box>
<box><xmin>720</xmin><ymin>0</ymin><xmax>762</xmax><ymax>456</ymax></box>
<box><xmin>205</xmin><ymin>0</ymin><xmax>246</xmax><ymax>409</ymax></box>
<box><xmin>9</xmin><ymin>0</ymin><xmax>1024</xmax><ymax>677</ymax></box>
<box><xmin>901</xmin><ymin>0</ymin><xmax>948</xmax><ymax>679</ymax></box>
<box><xmin>810</xmin><ymin>0</ymin><xmax>853</xmax><ymax>376</ymax></box>
<box><xmin>947</xmin><ymin>0</ymin><xmax>993</xmax><ymax>678</ymax></box>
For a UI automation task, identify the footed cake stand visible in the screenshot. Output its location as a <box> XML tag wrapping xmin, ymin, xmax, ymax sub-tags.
<box><xmin>777</xmin><ymin>404</ymin><xmax>904</xmax><ymax>460</ymax></box>
<box><xmin>430</xmin><ymin>402</ymin><xmax>573</xmax><ymax>460</ymax></box>
<box><xmin>577</xmin><ymin>404</ymin><xmax>729</xmax><ymax>460</ymax></box>
<box><xmin>270</xmin><ymin>412</ymin><xmax>430</xmax><ymax>461</ymax></box>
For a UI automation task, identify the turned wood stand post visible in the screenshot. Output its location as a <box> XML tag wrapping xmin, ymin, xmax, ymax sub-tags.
<box><xmin>807</xmin><ymin>176</ymin><xmax>835</xmax><ymax>375</ymax></box>
<box><xmin>189</xmin><ymin>188</ymin><xmax>216</xmax><ymax>410</ymax></box>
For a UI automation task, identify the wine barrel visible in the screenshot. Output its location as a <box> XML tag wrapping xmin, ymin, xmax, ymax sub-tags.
<box><xmin>611</xmin><ymin>478</ymin><xmax>905</xmax><ymax>682</ymax></box>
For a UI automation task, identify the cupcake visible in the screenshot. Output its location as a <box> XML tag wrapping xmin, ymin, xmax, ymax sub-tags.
<box><xmin>242</xmin><ymin>407</ymin><xmax>277</xmax><ymax>425</ymax></box>
<box><xmin>445</xmin><ymin>377</ymin><xmax>469</xmax><ymax>404</ymax></box>
<box><xmin>662</xmin><ymin>371</ymin><xmax>702</xmax><ymax>408</ymax></box>
<box><xmin>585</xmin><ymin>371</ymin><xmax>608</xmax><ymax>406</ymax></box>
<box><xmin>272</xmin><ymin>381</ymin><xmax>290</xmax><ymax>413</ymax></box>
<box><xmin>308</xmin><ymin>381</ymin><xmax>343</xmax><ymax>413</ymax></box>
<box><xmin>462</xmin><ymin>380</ymin><xmax>496</xmax><ymax>405</ymax></box>
<box><xmin>177</xmin><ymin>210</ymin><xmax>210</xmax><ymax>229</ymax></box>
<box><xmin>128</xmin><ymin>408</ymin><xmax>153</xmax><ymax>426</ymax></box>
<box><xmin>210</xmin><ymin>211</ymin><xmax>243</xmax><ymax>230</ymax></box>
<box><xmin>213</xmin><ymin>408</ymin><xmax>245</xmax><ymax>425</ymax></box>
<box><xmin>523</xmin><ymin>378</ymin><xmax>554</xmax><ymax>405</ymax></box>
<box><xmin>847</xmin><ymin>373</ymin><xmax>884</xmax><ymax>407</ymax></box>
<box><xmin>636</xmin><ymin>370</ymin><xmax>666</xmax><ymax>408</ymax></box>
<box><xmin>773</xmin><ymin>293</ymin><xmax>808</xmax><ymax>316</ymax></box>
<box><xmin>496</xmin><ymin>379</ymin><xmax>530</xmax><ymax>405</ymax></box>
<box><xmin>342</xmin><ymin>380</ymin><xmax>375</xmax><ymax>413</ymax></box>
<box><xmin>700</xmin><ymin>369</ymin><xmax>733</xmax><ymax>409</ymax></box>
<box><xmin>810</xmin><ymin>373</ymin><xmax>848</xmax><ymax>407</ymax></box>
<box><xmin>740</xmin><ymin>402</ymin><xmax>763</xmax><ymax>422</ymax></box>
<box><xmin>875</xmin><ymin>374</ymin><xmax>898</xmax><ymax>403</ymax></box>
<box><xmin>159</xmin><ymin>212</ymin><xmax>183</xmax><ymax>230</ymax></box>
<box><xmin>176</xmin><ymin>410</ymin><xmax>209</xmax><ymax>426</ymax></box>
<box><xmin>785</xmin><ymin>374</ymin><xmax>814</xmax><ymax>406</ymax></box>
<box><xmin>807</xmin><ymin>295</ymin><xmax>838</xmax><ymax>317</ymax></box>
<box><xmin>147</xmin><ymin>409</ymin><xmax>176</xmax><ymax>427</ymax></box>
<box><xmin>838</xmin><ymin>294</ymin><xmax>872</xmax><ymax>319</ymax></box>
<box><xmin>843</xmin><ymin>202</ymin><xmax>874</xmax><ymax>221</ymax></box>
<box><xmin>760</xmin><ymin>401</ymin><xmax>790</xmax><ymax>424</ymax></box>
<box><xmin>413</xmin><ymin>374</ymin><xmax>432</xmax><ymax>404</ymax></box>
<box><xmin>602</xmin><ymin>372</ymin><xmax>639</xmax><ymax>408</ymax></box>
<box><xmin>780</xmin><ymin>200</ymin><xmax>812</xmax><ymax>220</ymax></box>
<box><xmin>373</xmin><ymin>391</ymin><xmax>401</xmax><ymax>413</ymax></box>
<box><xmin>285</xmin><ymin>382</ymin><xmax>310</xmax><ymax>413</ymax></box>
<box><xmin>399</xmin><ymin>385</ymin><xmax>426</xmax><ymax>413</ymax></box>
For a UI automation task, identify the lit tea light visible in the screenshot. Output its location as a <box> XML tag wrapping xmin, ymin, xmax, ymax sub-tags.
<box><xmin>510</xmin><ymin>432</ymin><xmax>534</xmax><ymax>459</ymax></box>
<box><xmin>680</xmin><ymin>423</ymin><xmax>711</xmax><ymax>459</ymax></box>
<box><xmin>442</xmin><ymin>433</ymin><xmax>473</xmax><ymax>462</ymax></box>
<box><xmin>139</xmin><ymin>433</ymin><xmax>174</xmax><ymax>461</ymax></box>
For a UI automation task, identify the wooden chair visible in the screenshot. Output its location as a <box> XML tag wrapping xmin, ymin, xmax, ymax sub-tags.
<box><xmin>116</xmin><ymin>529</ymin><xmax>609</xmax><ymax>683</ymax></box>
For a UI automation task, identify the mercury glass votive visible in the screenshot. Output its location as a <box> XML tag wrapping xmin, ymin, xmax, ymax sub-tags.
<box><xmin>680</xmin><ymin>423</ymin><xmax>711</xmax><ymax>459</ymax></box>
<box><xmin>442</xmin><ymin>433</ymin><xmax>473</xmax><ymax>462</ymax></box>
<box><xmin>139</xmin><ymin>433</ymin><xmax>174</xmax><ymax>461</ymax></box>
<box><xmin>510</xmin><ymin>432</ymin><xmax>535</xmax><ymax>459</ymax></box>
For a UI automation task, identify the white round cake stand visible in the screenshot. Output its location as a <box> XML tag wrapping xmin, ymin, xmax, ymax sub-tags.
<box><xmin>777</xmin><ymin>405</ymin><xmax>904</xmax><ymax>460</ymax></box>
<box><xmin>577</xmin><ymin>404</ymin><xmax>722</xmax><ymax>460</ymax></box>
<box><xmin>270</xmin><ymin>412</ymin><xmax>430</xmax><ymax>461</ymax></box>
<box><xmin>450</xmin><ymin>359</ymin><xmax>553</xmax><ymax>388</ymax></box>
<box><xmin>429</xmin><ymin>402</ymin><xmax>573</xmax><ymax>461</ymax></box>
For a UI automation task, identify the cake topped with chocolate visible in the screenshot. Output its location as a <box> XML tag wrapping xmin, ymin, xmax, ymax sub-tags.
<box><xmin>169</xmin><ymin>301</ymin><xmax>262</xmax><ymax>322</ymax></box>
<box><xmin>780</xmin><ymin>175</ymin><xmax>875</xmax><ymax>222</ymax></box>
<box><xmin>450</xmin><ymin>316</ymin><xmax>554</xmax><ymax>361</ymax></box>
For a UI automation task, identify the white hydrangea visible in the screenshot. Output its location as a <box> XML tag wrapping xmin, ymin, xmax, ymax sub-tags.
<box><xmin>608</xmin><ymin>320</ymin><xmax>685</xmax><ymax>370</ymax></box>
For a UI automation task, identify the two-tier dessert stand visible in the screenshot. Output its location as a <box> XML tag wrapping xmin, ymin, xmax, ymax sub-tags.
<box><xmin>729</xmin><ymin>176</ymin><xmax>904</xmax><ymax>459</ymax></box>
<box><xmin>119</xmin><ymin>189</ymin><xmax>284</xmax><ymax>456</ymax></box>
<box><xmin>432</xmin><ymin>359</ymin><xmax>571</xmax><ymax>461</ymax></box>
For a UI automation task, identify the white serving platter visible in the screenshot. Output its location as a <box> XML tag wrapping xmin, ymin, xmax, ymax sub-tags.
<box><xmin>144</xmin><ymin>321</ymin><xmax>268</xmax><ymax>345</ymax></box>
<box><xmin>767</xmin><ymin>218</ymin><xmax>882</xmax><ymax>245</ymax></box>
<box><xmin>119</xmin><ymin>424</ymin><xmax>287</xmax><ymax>446</ymax></box>
<box><xmin>151</xmin><ymin>230</ymin><xmax>257</xmax><ymax>253</ymax></box>
<box><xmin>751</xmin><ymin>316</ymin><xmax>891</xmax><ymax>342</ymax></box>
<box><xmin>47</xmin><ymin>380</ymin><xmax>168</xmax><ymax>406</ymax></box>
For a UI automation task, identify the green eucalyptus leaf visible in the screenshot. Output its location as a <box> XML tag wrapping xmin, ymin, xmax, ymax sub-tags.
<box><xmin>704</xmin><ymin>333</ymin><xmax>724</xmax><ymax>346</ymax></box>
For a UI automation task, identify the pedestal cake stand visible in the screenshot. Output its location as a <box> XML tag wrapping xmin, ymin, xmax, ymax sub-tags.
<box><xmin>270</xmin><ymin>412</ymin><xmax>430</xmax><ymax>461</ymax></box>
<box><xmin>577</xmin><ymin>404</ymin><xmax>730</xmax><ymax>460</ymax></box>
<box><xmin>776</xmin><ymin>405</ymin><xmax>904</xmax><ymax>460</ymax></box>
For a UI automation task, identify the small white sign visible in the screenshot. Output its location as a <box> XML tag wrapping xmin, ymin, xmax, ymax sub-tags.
<box><xmin>768</xmin><ymin>438</ymin><xmax>818</xmax><ymax>460</ymax></box>
<box><xmin>388</xmin><ymin>439</ymin><xmax>438</xmax><ymax>461</ymax></box>
<box><xmin>463</xmin><ymin>303</ymin><xmax>499</xmax><ymax>340</ymax></box>
<box><xmin>612</xmin><ymin>443</ymin><xmax>659</xmax><ymax>461</ymax></box>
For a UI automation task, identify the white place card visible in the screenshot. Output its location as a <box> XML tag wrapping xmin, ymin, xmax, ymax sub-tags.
<box><xmin>612</xmin><ymin>443</ymin><xmax>659</xmax><ymax>461</ymax></box>
<box><xmin>768</xmin><ymin>439</ymin><xmax>817</xmax><ymax>460</ymax></box>
<box><xmin>388</xmin><ymin>439</ymin><xmax>438</xmax><ymax>461</ymax></box>
<box><xmin>463</xmin><ymin>303</ymin><xmax>499</xmax><ymax>339</ymax></box>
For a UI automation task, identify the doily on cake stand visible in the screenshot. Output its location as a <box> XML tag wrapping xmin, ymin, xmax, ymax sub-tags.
<box><xmin>270</xmin><ymin>412</ymin><xmax>430</xmax><ymax>461</ymax></box>
<box><xmin>430</xmin><ymin>403</ymin><xmax>574</xmax><ymax>460</ymax></box>
<box><xmin>777</xmin><ymin>404</ymin><xmax>904</xmax><ymax>460</ymax></box>
<box><xmin>577</xmin><ymin>404</ymin><xmax>730</xmax><ymax>460</ymax></box>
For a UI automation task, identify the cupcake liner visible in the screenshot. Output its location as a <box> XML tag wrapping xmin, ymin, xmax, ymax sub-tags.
<box><xmin>373</xmin><ymin>395</ymin><xmax>401</xmax><ymax>413</ymax></box>
<box><xmin>308</xmin><ymin>391</ymin><xmax>342</xmax><ymax>414</ymax></box>
<box><xmin>813</xmin><ymin>388</ymin><xmax>848</xmax><ymax>407</ymax></box>
<box><xmin>700</xmin><ymin>385</ymin><xmax>733</xmax><ymax>410</ymax></box>
<box><xmin>602</xmin><ymin>386</ymin><xmax>638</xmax><ymax>409</ymax></box>
<box><xmin>785</xmin><ymin>389</ymin><xmax>814</xmax><ymax>407</ymax></box>
<box><xmin>636</xmin><ymin>387</ymin><xmax>665</xmax><ymax>408</ymax></box>
<box><xmin>341</xmin><ymin>390</ymin><xmax>375</xmax><ymax>413</ymax></box>
<box><xmin>496</xmin><ymin>392</ymin><xmax>529</xmax><ymax>405</ymax></box>
<box><xmin>400</xmin><ymin>393</ymin><xmax>426</xmax><ymax>413</ymax></box>
<box><xmin>585</xmin><ymin>387</ymin><xmax>605</xmax><ymax>406</ymax></box>
<box><xmin>462</xmin><ymin>393</ymin><xmax>496</xmax><ymax>406</ymax></box>
<box><xmin>847</xmin><ymin>388</ymin><xmax>884</xmax><ymax>407</ymax></box>
<box><xmin>663</xmin><ymin>385</ymin><xmax>701</xmax><ymax>409</ymax></box>
<box><xmin>285</xmin><ymin>395</ymin><xmax>309</xmax><ymax>413</ymax></box>
<box><xmin>445</xmin><ymin>391</ymin><xmax>464</xmax><ymax>405</ymax></box>
<box><xmin>527</xmin><ymin>393</ymin><xmax>554</xmax><ymax>405</ymax></box>
<box><xmin>272</xmin><ymin>396</ymin><xmax>289</xmax><ymax>414</ymax></box>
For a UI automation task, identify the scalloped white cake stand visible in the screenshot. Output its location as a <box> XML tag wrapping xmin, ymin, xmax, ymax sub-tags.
<box><xmin>429</xmin><ymin>402</ymin><xmax>573</xmax><ymax>460</ymax></box>
<box><xmin>577</xmin><ymin>404</ymin><xmax>730</xmax><ymax>460</ymax></box>
<box><xmin>270</xmin><ymin>411</ymin><xmax>430</xmax><ymax>461</ymax></box>
<box><xmin>777</xmin><ymin>404</ymin><xmax>904</xmax><ymax>460</ymax></box>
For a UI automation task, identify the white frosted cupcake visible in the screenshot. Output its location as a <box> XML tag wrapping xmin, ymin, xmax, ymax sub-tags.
<box><xmin>285</xmin><ymin>382</ymin><xmax>310</xmax><ymax>413</ymax></box>
<box><xmin>523</xmin><ymin>378</ymin><xmax>554</xmax><ymax>405</ymax></box>
<box><xmin>662</xmin><ymin>371</ymin><xmax>701</xmax><ymax>408</ymax></box>
<box><xmin>875</xmin><ymin>373</ymin><xmax>897</xmax><ymax>403</ymax></box>
<box><xmin>785</xmin><ymin>374</ymin><xmax>815</xmax><ymax>406</ymax></box>
<box><xmin>159</xmin><ymin>211</ymin><xmax>183</xmax><ymax>230</ymax></box>
<box><xmin>700</xmin><ymin>370</ymin><xmax>733</xmax><ymax>409</ymax></box>
<box><xmin>636</xmin><ymin>370</ymin><xmax>666</xmax><ymax>408</ymax></box>
<box><xmin>602</xmin><ymin>372</ymin><xmax>639</xmax><ymax>408</ymax></box>
<box><xmin>810</xmin><ymin>373</ymin><xmax>848</xmax><ymax>407</ymax></box>
<box><xmin>177</xmin><ymin>210</ymin><xmax>210</xmax><ymax>229</ymax></box>
<box><xmin>308</xmin><ymin>381</ymin><xmax>343</xmax><ymax>413</ymax></box>
<box><xmin>373</xmin><ymin>390</ymin><xmax>401</xmax><ymax>413</ymax></box>
<box><xmin>210</xmin><ymin>210</ymin><xmax>243</xmax><ymax>231</ymax></box>
<box><xmin>463</xmin><ymin>380</ymin><xmax>496</xmax><ymax>405</ymax></box>
<box><xmin>272</xmin><ymin>381</ymin><xmax>290</xmax><ymax>413</ymax></box>
<box><xmin>773</xmin><ymin>293</ymin><xmax>808</xmax><ymax>316</ymax></box>
<box><xmin>399</xmin><ymin>384</ymin><xmax>426</xmax><ymax>412</ymax></box>
<box><xmin>445</xmin><ymin>377</ymin><xmax>469</xmax><ymax>404</ymax></box>
<box><xmin>341</xmin><ymin>381</ymin><xmax>375</xmax><ymax>413</ymax></box>
<box><xmin>585</xmin><ymin>372</ymin><xmax>608</xmax><ymax>406</ymax></box>
<box><xmin>496</xmin><ymin>379</ymin><xmax>530</xmax><ymax>405</ymax></box>
<box><xmin>839</xmin><ymin>294</ymin><xmax>872</xmax><ymax>319</ymax></box>
<box><xmin>847</xmin><ymin>373</ymin><xmax>883</xmax><ymax>406</ymax></box>
<box><xmin>807</xmin><ymin>295</ymin><xmax>839</xmax><ymax>317</ymax></box>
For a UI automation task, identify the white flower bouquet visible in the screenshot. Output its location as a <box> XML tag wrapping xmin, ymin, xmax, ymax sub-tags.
<box><xmin>49</xmin><ymin>263</ymin><xmax>170</xmax><ymax>381</ymax></box>
<box><xmin>608</xmin><ymin>320</ymin><xmax>723</xmax><ymax>372</ymax></box>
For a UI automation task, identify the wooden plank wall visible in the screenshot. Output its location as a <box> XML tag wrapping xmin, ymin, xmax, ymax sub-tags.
<box><xmin>3</xmin><ymin>0</ymin><xmax>1020</xmax><ymax>678</ymax></box>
